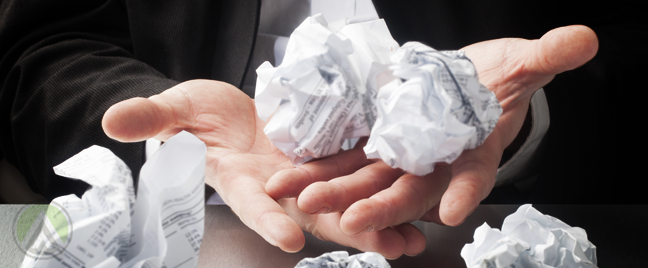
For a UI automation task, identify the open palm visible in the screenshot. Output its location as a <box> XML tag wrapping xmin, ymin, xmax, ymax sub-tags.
<box><xmin>265</xmin><ymin>25</ymin><xmax>599</xmax><ymax>255</ymax></box>
<box><xmin>103</xmin><ymin>25</ymin><xmax>598</xmax><ymax>259</ymax></box>
<box><xmin>102</xmin><ymin>79</ymin><xmax>423</xmax><ymax>257</ymax></box>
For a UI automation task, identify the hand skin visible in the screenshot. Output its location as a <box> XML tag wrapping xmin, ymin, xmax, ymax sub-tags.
<box><xmin>102</xmin><ymin>80</ymin><xmax>423</xmax><ymax>258</ymax></box>
<box><xmin>102</xmin><ymin>25</ymin><xmax>598</xmax><ymax>259</ymax></box>
<box><xmin>265</xmin><ymin>25</ymin><xmax>599</xmax><ymax>255</ymax></box>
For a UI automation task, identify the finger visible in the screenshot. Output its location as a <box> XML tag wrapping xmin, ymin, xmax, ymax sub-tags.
<box><xmin>102</xmin><ymin>83</ymin><xmax>198</xmax><ymax>142</ymax></box>
<box><xmin>217</xmin><ymin>173</ymin><xmax>306</xmax><ymax>252</ymax></box>
<box><xmin>213</xmin><ymin>155</ymin><xmax>305</xmax><ymax>252</ymax></box>
<box><xmin>297</xmin><ymin>160</ymin><xmax>404</xmax><ymax>214</ymax></box>
<box><xmin>529</xmin><ymin>25</ymin><xmax>598</xmax><ymax>75</ymax></box>
<box><xmin>251</xmin><ymin>198</ymin><xmax>306</xmax><ymax>253</ymax></box>
<box><xmin>419</xmin><ymin>205</ymin><xmax>443</xmax><ymax>225</ymax></box>
<box><xmin>393</xmin><ymin>223</ymin><xmax>427</xmax><ymax>257</ymax></box>
<box><xmin>265</xmin><ymin>138</ymin><xmax>373</xmax><ymax>199</ymax></box>
<box><xmin>285</xmin><ymin>208</ymin><xmax>412</xmax><ymax>260</ymax></box>
<box><xmin>102</xmin><ymin>97</ymin><xmax>173</xmax><ymax>142</ymax></box>
<box><xmin>331</xmin><ymin>223</ymin><xmax>410</xmax><ymax>260</ymax></box>
<box><xmin>438</xmin><ymin>133</ymin><xmax>502</xmax><ymax>226</ymax></box>
<box><xmin>339</xmin><ymin>164</ymin><xmax>452</xmax><ymax>236</ymax></box>
<box><xmin>462</xmin><ymin>25</ymin><xmax>598</xmax><ymax>108</ymax></box>
<box><xmin>103</xmin><ymin>79</ymin><xmax>251</xmax><ymax>143</ymax></box>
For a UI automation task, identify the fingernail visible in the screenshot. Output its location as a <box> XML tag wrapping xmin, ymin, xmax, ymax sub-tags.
<box><xmin>313</xmin><ymin>207</ymin><xmax>330</xmax><ymax>214</ymax></box>
<box><xmin>279</xmin><ymin>245</ymin><xmax>299</xmax><ymax>253</ymax></box>
<box><xmin>354</xmin><ymin>226</ymin><xmax>374</xmax><ymax>236</ymax></box>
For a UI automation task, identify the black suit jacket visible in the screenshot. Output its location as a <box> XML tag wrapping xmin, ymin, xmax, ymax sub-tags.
<box><xmin>0</xmin><ymin>0</ymin><xmax>260</xmax><ymax>200</ymax></box>
<box><xmin>1</xmin><ymin>0</ymin><xmax>646</xmax><ymax>202</ymax></box>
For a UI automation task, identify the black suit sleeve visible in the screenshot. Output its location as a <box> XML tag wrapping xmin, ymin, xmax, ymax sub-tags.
<box><xmin>0</xmin><ymin>0</ymin><xmax>179</xmax><ymax>200</ymax></box>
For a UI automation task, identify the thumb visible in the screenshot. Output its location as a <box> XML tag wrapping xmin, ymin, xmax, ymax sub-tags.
<box><xmin>528</xmin><ymin>25</ymin><xmax>599</xmax><ymax>75</ymax></box>
<box><xmin>102</xmin><ymin>88</ymin><xmax>192</xmax><ymax>142</ymax></box>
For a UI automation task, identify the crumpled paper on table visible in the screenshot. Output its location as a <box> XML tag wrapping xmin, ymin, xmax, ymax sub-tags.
<box><xmin>21</xmin><ymin>131</ymin><xmax>206</xmax><ymax>268</ymax></box>
<box><xmin>294</xmin><ymin>251</ymin><xmax>390</xmax><ymax>268</ymax></box>
<box><xmin>255</xmin><ymin>15</ymin><xmax>502</xmax><ymax>175</ymax></box>
<box><xmin>461</xmin><ymin>204</ymin><xmax>597</xmax><ymax>268</ymax></box>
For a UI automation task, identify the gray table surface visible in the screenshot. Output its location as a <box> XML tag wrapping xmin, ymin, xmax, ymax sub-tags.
<box><xmin>2</xmin><ymin>204</ymin><xmax>646</xmax><ymax>267</ymax></box>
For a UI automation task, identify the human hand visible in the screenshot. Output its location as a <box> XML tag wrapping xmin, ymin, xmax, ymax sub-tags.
<box><xmin>266</xmin><ymin>25</ymin><xmax>599</xmax><ymax>254</ymax></box>
<box><xmin>102</xmin><ymin>79</ymin><xmax>424</xmax><ymax>258</ymax></box>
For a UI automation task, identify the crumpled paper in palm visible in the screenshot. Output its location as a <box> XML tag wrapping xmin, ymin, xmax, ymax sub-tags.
<box><xmin>255</xmin><ymin>14</ymin><xmax>502</xmax><ymax>175</ymax></box>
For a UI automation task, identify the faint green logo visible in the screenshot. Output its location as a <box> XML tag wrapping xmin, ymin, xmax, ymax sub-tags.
<box><xmin>12</xmin><ymin>203</ymin><xmax>73</xmax><ymax>259</ymax></box>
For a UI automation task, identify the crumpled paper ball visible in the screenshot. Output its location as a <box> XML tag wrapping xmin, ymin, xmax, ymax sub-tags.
<box><xmin>294</xmin><ymin>251</ymin><xmax>390</xmax><ymax>268</ymax></box>
<box><xmin>255</xmin><ymin>14</ymin><xmax>398</xmax><ymax>165</ymax></box>
<box><xmin>255</xmin><ymin>14</ymin><xmax>502</xmax><ymax>176</ymax></box>
<box><xmin>364</xmin><ymin>42</ymin><xmax>502</xmax><ymax>175</ymax></box>
<box><xmin>461</xmin><ymin>204</ymin><xmax>597</xmax><ymax>268</ymax></box>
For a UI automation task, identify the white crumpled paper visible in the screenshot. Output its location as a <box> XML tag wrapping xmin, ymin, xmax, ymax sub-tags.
<box><xmin>295</xmin><ymin>251</ymin><xmax>390</xmax><ymax>268</ymax></box>
<box><xmin>255</xmin><ymin>15</ymin><xmax>501</xmax><ymax>175</ymax></box>
<box><xmin>256</xmin><ymin>14</ymin><xmax>398</xmax><ymax>165</ymax></box>
<box><xmin>21</xmin><ymin>131</ymin><xmax>206</xmax><ymax>268</ymax></box>
<box><xmin>461</xmin><ymin>204</ymin><xmax>597</xmax><ymax>268</ymax></box>
<box><xmin>364</xmin><ymin>42</ymin><xmax>502</xmax><ymax>175</ymax></box>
